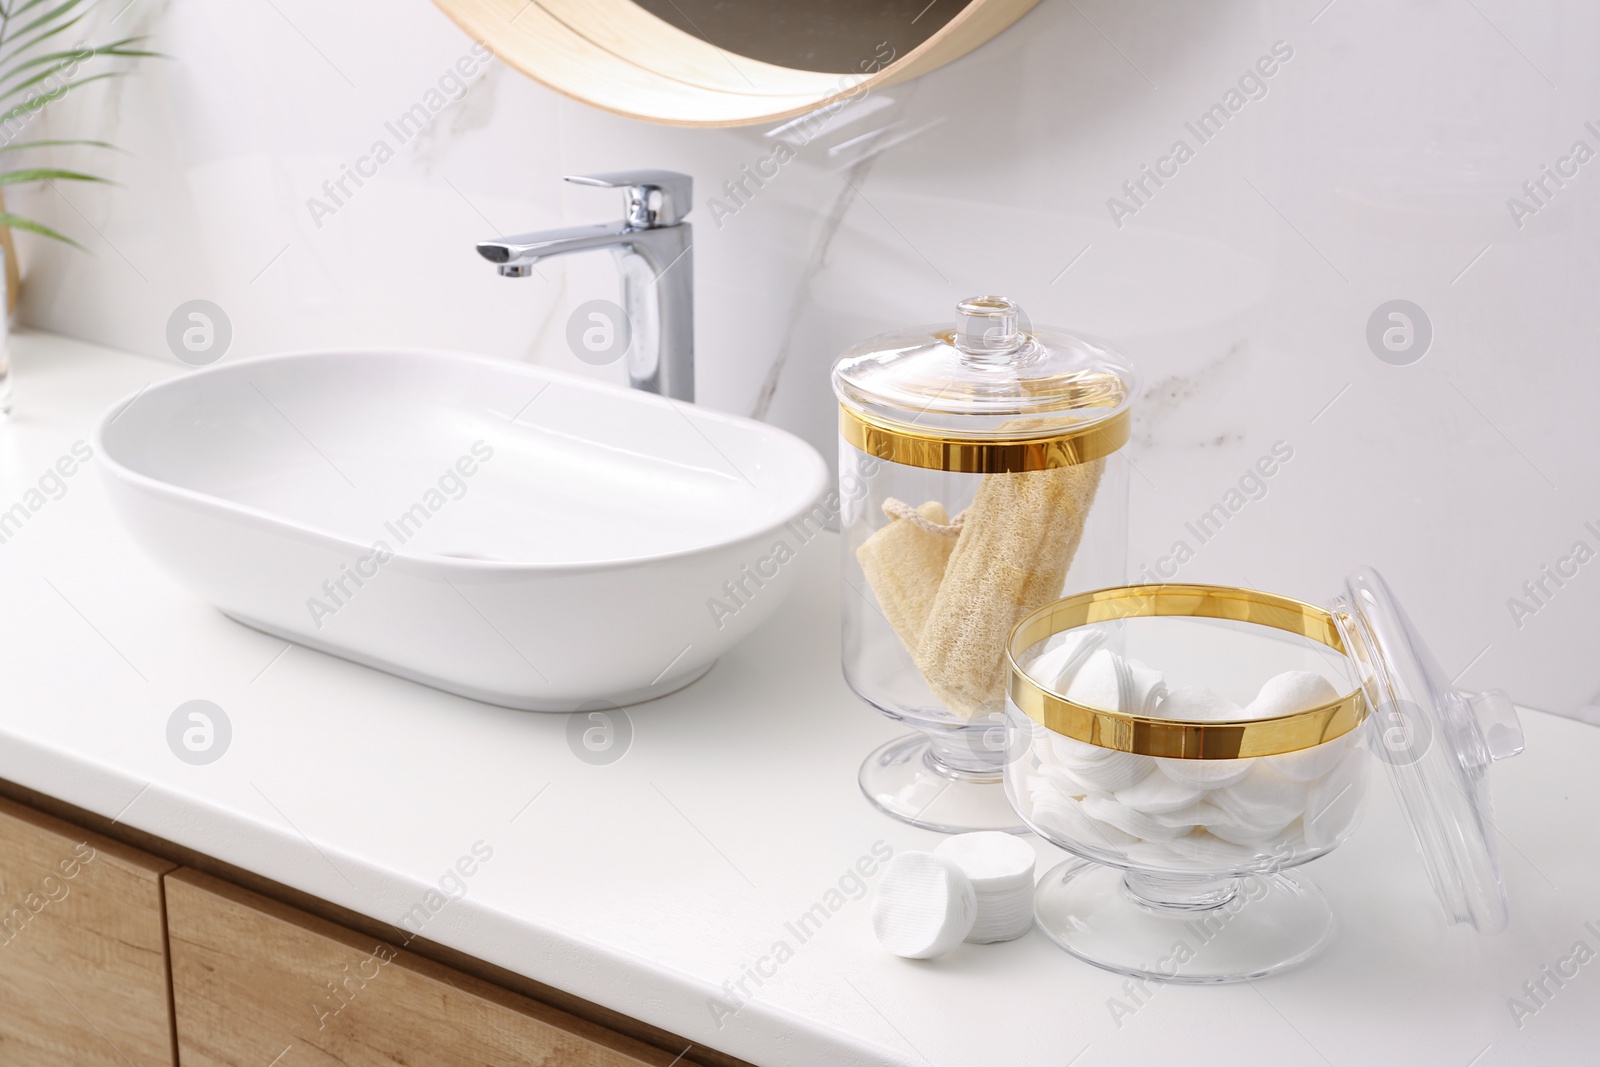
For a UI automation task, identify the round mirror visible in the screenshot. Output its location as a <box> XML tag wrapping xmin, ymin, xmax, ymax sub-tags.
<box><xmin>431</xmin><ymin>0</ymin><xmax>1043</xmax><ymax>126</ymax></box>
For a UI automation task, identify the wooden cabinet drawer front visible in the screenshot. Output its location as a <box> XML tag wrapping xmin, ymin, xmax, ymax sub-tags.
<box><xmin>0</xmin><ymin>796</ymin><xmax>176</xmax><ymax>1067</ymax></box>
<box><xmin>166</xmin><ymin>870</ymin><xmax>678</xmax><ymax>1066</ymax></box>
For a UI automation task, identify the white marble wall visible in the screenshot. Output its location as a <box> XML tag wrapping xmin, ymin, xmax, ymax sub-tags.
<box><xmin>11</xmin><ymin>0</ymin><xmax>1599</xmax><ymax>716</ymax></box>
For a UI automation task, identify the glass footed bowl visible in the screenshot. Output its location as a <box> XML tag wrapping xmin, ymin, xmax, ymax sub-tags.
<box><xmin>1004</xmin><ymin>586</ymin><xmax>1372</xmax><ymax>983</ymax></box>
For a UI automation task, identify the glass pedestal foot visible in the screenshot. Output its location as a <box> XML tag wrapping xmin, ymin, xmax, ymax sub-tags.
<box><xmin>1033</xmin><ymin>858</ymin><xmax>1335</xmax><ymax>983</ymax></box>
<box><xmin>859</xmin><ymin>733</ymin><xmax>1027</xmax><ymax>834</ymax></box>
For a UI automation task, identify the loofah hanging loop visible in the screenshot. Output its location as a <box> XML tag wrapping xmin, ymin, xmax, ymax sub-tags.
<box><xmin>881</xmin><ymin>497</ymin><xmax>966</xmax><ymax>535</ymax></box>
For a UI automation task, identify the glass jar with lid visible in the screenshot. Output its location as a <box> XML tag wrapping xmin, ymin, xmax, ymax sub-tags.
<box><xmin>1004</xmin><ymin>570</ymin><xmax>1524</xmax><ymax>981</ymax></box>
<box><xmin>832</xmin><ymin>296</ymin><xmax>1136</xmax><ymax>833</ymax></box>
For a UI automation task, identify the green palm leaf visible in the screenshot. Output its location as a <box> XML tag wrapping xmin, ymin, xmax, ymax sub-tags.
<box><xmin>6</xmin><ymin>0</ymin><xmax>91</xmax><ymax>42</ymax></box>
<box><xmin>0</xmin><ymin>0</ymin><xmax>157</xmax><ymax>250</ymax></box>
<box><xmin>0</xmin><ymin>71</ymin><xmax>127</xmax><ymax>129</ymax></box>
<box><xmin>0</xmin><ymin>37</ymin><xmax>155</xmax><ymax>98</ymax></box>
<box><xmin>0</xmin><ymin>138</ymin><xmax>121</xmax><ymax>154</ymax></box>
<box><xmin>0</xmin><ymin>166</ymin><xmax>112</xmax><ymax>184</ymax></box>
<box><xmin>0</xmin><ymin>11</ymin><xmax>91</xmax><ymax>70</ymax></box>
<box><xmin>0</xmin><ymin>209</ymin><xmax>82</xmax><ymax>249</ymax></box>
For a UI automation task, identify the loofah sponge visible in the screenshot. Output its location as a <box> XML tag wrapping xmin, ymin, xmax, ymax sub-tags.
<box><xmin>855</xmin><ymin>499</ymin><xmax>960</xmax><ymax>654</ymax></box>
<box><xmin>914</xmin><ymin>458</ymin><xmax>1105</xmax><ymax>719</ymax></box>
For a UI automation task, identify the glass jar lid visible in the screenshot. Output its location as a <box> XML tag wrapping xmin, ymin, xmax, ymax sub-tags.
<box><xmin>832</xmin><ymin>296</ymin><xmax>1136</xmax><ymax>473</ymax></box>
<box><xmin>1329</xmin><ymin>567</ymin><xmax>1523</xmax><ymax>934</ymax></box>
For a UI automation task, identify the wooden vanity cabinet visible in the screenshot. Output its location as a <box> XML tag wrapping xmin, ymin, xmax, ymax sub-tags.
<box><xmin>0</xmin><ymin>786</ymin><xmax>731</xmax><ymax>1067</ymax></box>
<box><xmin>165</xmin><ymin>869</ymin><xmax>681</xmax><ymax>1066</ymax></box>
<box><xmin>0</xmin><ymin>796</ymin><xmax>177</xmax><ymax>1066</ymax></box>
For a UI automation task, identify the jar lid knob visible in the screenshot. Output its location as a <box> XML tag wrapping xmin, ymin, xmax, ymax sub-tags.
<box><xmin>954</xmin><ymin>295</ymin><xmax>1026</xmax><ymax>360</ymax></box>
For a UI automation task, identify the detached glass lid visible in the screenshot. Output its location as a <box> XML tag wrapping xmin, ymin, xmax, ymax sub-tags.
<box><xmin>1330</xmin><ymin>567</ymin><xmax>1524</xmax><ymax>933</ymax></box>
<box><xmin>831</xmin><ymin>296</ymin><xmax>1137</xmax><ymax>467</ymax></box>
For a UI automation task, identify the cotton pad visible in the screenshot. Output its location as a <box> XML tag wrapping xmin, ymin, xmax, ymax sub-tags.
<box><xmin>1082</xmin><ymin>794</ymin><xmax>1195</xmax><ymax>841</ymax></box>
<box><xmin>1268</xmin><ymin>733</ymin><xmax>1356</xmax><ymax>783</ymax></box>
<box><xmin>1249</xmin><ymin>669</ymin><xmax>1340</xmax><ymax>717</ymax></box>
<box><xmin>1250</xmin><ymin>671</ymin><xmax>1349</xmax><ymax>780</ymax></box>
<box><xmin>1152</xmin><ymin>686</ymin><xmax>1254</xmax><ymax>788</ymax></box>
<box><xmin>1047</xmin><ymin>732</ymin><xmax>1155</xmax><ymax>793</ymax></box>
<box><xmin>1126</xmin><ymin>658</ymin><xmax>1168</xmax><ymax>715</ymax></box>
<box><xmin>1191</xmin><ymin>800</ymin><xmax>1294</xmax><ymax>847</ymax></box>
<box><xmin>1115</xmin><ymin>769</ymin><xmax>1206</xmax><ymax>814</ymax></box>
<box><xmin>1049</xmin><ymin>734</ymin><xmax>1116</xmax><ymax>766</ymax></box>
<box><xmin>1209</xmin><ymin>764</ymin><xmax>1307</xmax><ymax>830</ymax></box>
<box><xmin>935</xmin><ymin>832</ymin><xmax>1037</xmax><ymax>944</ymax></box>
<box><xmin>1156</xmin><ymin>755</ymin><xmax>1253</xmax><ymax>790</ymax></box>
<box><xmin>1027</xmin><ymin>630</ymin><xmax>1106</xmax><ymax>693</ymax></box>
<box><xmin>1164</xmin><ymin>829</ymin><xmax>1263</xmax><ymax>868</ymax></box>
<box><xmin>935</xmin><ymin>832</ymin><xmax>1036</xmax><ymax>893</ymax></box>
<box><xmin>871</xmin><ymin>852</ymin><xmax>977</xmax><ymax>959</ymax></box>
<box><xmin>1147</xmin><ymin>798</ymin><xmax>1214</xmax><ymax>829</ymax></box>
<box><xmin>1063</xmin><ymin>648</ymin><xmax>1124</xmax><ymax>712</ymax></box>
<box><xmin>1027</xmin><ymin>790</ymin><xmax>1139</xmax><ymax>848</ymax></box>
<box><xmin>1065</xmin><ymin>751</ymin><xmax>1155</xmax><ymax>793</ymax></box>
<box><xmin>1034</xmin><ymin>761</ymin><xmax>1092</xmax><ymax>799</ymax></box>
<box><xmin>1027</xmin><ymin>647</ymin><xmax>1163</xmax><ymax>792</ymax></box>
<box><xmin>1305</xmin><ymin>752</ymin><xmax>1367</xmax><ymax>849</ymax></box>
<box><xmin>1156</xmin><ymin>684</ymin><xmax>1246</xmax><ymax>722</ymax></box>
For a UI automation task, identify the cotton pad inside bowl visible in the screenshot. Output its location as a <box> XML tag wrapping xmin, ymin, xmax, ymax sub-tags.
<box><xmin>1152</xmin><ymin>686</ymin><xmax>1253</xmax><ymax>788</ymax></box>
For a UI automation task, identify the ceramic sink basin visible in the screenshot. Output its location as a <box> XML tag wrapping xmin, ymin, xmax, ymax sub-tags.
<box><xmin>96</xmin><ymin>349</ymin><xmax>827</xmax><ymax>710</ymax></box>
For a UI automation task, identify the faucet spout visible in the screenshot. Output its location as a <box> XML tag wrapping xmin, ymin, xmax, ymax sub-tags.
<box><xmin>475</xmin><ymin>222</ymin><xmax>632</xmax><ymax>267</ymax></box>
<box><xmin>476</xmin><ymin>171</ymin><xmax>695</xmax><ymax>402</ymax></box>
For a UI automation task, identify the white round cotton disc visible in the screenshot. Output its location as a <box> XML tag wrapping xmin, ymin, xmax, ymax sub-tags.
<box><xmin>1164</xmin><ymin>829</ymin><xmax>1263</xmax><ymax>867</ymax></box>
<box><xmin>1146</xmin><ymin>686</ymin><xmax>1253</xmax><ymax>787</ymax></box>
<box><xmin>1115</xmin><ymin>769</ymin><xmax>1206</xmax><ymax>814</ymax></box>
<box><xmin>1191</xmin><ymin>800</ymin><xmax>1294</xmax><ymax>847</ymax></box>
<box><xmin>1027</xmin><ymin>791</ymin><xmax>1140</xmax><ymax>848</ymax></box>
<box><xmin>1156</xmin><ymin>684</ymin><xmax>1246</xmax><ymax>722</ymax></box>
<box><xmin>1148</xmin><ymin>799</ymin><xmax>1213</xmax><ymax>829</ymax></box>
<box><xmin>1068</xmin><ymin>751</ymin><xmax>1155</xmax><ymax>793</ymax></box>
<box><xmin>1126</xmin><ymin>658</ymin><xmax>1168</xmax><ymax>715</ymax></box>
<box><xmin>1248</xmin><ymin>670</ymin><xmax>1341</xmax><ymax>718</ymax></box>
<box><xmin>1049</xmin><ymin>733</ymin><xmax>1116</xmax><ymax>767</ymax></box>
<box><xmin>1027</xmin><ymin>630</ymin><xmax>1106</xmax><ymax>692</ymax></box>
<box><xmin>935</xmin><ymin>833</ymin><xmax>1037</xmax><ymax>944</ymax></box>
<box><xmin>1082</xmin><ymin>794</ymin><xmax>1195</xmax><ymax>841</ymax></box>
<box><xmin>1249</xmin><ymin>671</ymin><xmax>1350</xmax><ymax>781</ymax></box>
<box><xmin>1305</xmin><ymin>751</ymin><xmax>1368</xmax><ymax>849</ymax></box>
<box><xmin>871</xmin><ymin>852</ymin><xmax>977</xmax><ymax>959</ymax></box>
<box><xmin>1034</xmin><ymin>761</ymin><xmax>1091</xmax><ymax>799</ymax></box>
<box><xmin>935</xmin><ymin>832</ymin><xmax>1036</xmax><ymax>893</ymax></box>
<box><xmin>1156</xmin><ymin>755</ymin><xmax>1253</xmax><ymax>789</ymax></box>
<box><xmin>1064</xmin><ymin>648</ymin><xmax>1125</xmax><ymax>712</ymax></box>
<box><xmin>1268</xmin><ymin>733</ymin><xmax>1356</xmax><ymax>782</ymax></box>
<box><xmin>1209</xmin><ymin>763</ymin><xmax>1307</xmax><ymax>829</ymax></box>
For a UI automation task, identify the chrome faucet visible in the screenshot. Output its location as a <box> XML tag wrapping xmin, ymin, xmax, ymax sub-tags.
<box><xmin>476</xmin><ymin>170</ymin><xmax>695</xmax><ymax>402</ymax></box>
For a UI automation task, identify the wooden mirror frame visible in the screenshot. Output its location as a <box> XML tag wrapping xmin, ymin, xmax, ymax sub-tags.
<box><xmin>431</xmin><ymin>0</ymin><xmax>1043</xmax><ymax>127</ymax></box>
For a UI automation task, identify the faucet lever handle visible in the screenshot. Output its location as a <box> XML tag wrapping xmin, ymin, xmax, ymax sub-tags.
<box><xmin>565</xmin><ymin>170</ymin><xmax>691</xmax><ymax>229</ymax></box>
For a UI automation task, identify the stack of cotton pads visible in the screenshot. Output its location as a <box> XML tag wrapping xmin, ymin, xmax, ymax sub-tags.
<box><xmin>934</xmin><ymin>832</ymin><xmax>1036</xmax><ymax>944</ymax></box>
<box><xmin>871</xmin><ymin>833</ymin><xmax>1037</xmax><ymax>959</ymax></box>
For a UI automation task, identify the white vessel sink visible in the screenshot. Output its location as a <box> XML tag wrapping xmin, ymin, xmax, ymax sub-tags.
<box><xmin>96</xmin><ymin>350</ymin><xmax>827</xmax><ymax>710</ymax></box>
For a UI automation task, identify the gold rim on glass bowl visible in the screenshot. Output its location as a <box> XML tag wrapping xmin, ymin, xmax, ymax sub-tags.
<box><xmin>838</xmin><ymin>405</ymin><xmax>1130</xmax><ymax>473</ymax></box>
<box><xmin>1006</xmin><ymin>584</ymin><xmax>1369</xmax><ymax>759</ymax></box>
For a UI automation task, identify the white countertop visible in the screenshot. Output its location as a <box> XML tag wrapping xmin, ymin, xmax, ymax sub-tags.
<box><xmin>1</xmin><ymin>331</ymin><xmax>1596</xmax><ymax>1067</ymax></box>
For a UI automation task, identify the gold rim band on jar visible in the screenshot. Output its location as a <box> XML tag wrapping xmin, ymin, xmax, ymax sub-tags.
<box><xmin>838</xmin><ymin>405</ymin><xmax>1130</xmax><ymax>473</ymax></box>
<box><xmin>1006</xmin><ymin>584</ymin><xmax>1369</xmax><ymax>759</ymax></box>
